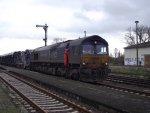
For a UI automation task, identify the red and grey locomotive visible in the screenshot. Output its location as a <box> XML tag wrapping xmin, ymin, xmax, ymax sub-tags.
<box><xmin>30</xmin><ymin>35</ymin><xmax>110</xmax><ymax>82</ymax></box>
<box><xmin>0</xmin><ymin>35</ymin><xmax>110</xmax><ymax>82</ymax></box>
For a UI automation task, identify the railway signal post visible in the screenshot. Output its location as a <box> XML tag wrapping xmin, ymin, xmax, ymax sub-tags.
<box><xmin>36</xmin><ymin>24</ymin><xmax>48</xmax><ymax>46</ymax></box>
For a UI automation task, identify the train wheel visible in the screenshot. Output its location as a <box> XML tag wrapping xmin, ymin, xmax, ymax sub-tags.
<box><xmin>71</xmin><ymin>71</ymin><xmax>80</xmax><ymax>80</ymax></box>
<box><xmin>64</xmin><ymin>68</ymin><xmax>69</xmax><ymax>79</ymax></box>
<box><xmin>56</xmin><ymin>70</ymin><xmax>61</xmax><ymax>76</ymax></box>
<box><xmin>74</xmin><ymin>73</ymin><xmax>80</xmax><ymax>80</ymax></box>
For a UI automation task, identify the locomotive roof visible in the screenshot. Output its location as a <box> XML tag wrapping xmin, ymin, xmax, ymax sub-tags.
<box><xmin>69</xmin><ymin>35</ymin><xmax>108</xmax><ymax>46</ymax></box>
<box><xmin>33</xmin><ymin>43</ymin><xmax>61</xmax><ymax>51</ymax></box>
<box><xmin>33</xmin><ymin>35</ymin><xmax>108</xmax><ymax>52</ymax></box>
<box><xmin>0</xmin><ymin>51</ymin><xmax>22</xmax><ymax>57</ymax></box>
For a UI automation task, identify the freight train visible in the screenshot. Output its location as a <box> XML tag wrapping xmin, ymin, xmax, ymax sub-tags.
<box><xmin>0</xmin><ymin>50</ymin><xmax>31</xmax><ymax>68</ymax></box>
<box><xmin>0</xmin><ymin>35</ymin><xmax>110</xmax><ymax>82</ymax></box>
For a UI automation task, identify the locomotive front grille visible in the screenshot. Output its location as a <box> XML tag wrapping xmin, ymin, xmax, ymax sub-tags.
<box><xmin>81</xmin><ymin>54</ymin><xmax>109</xmax><ymax>68</ymax></box>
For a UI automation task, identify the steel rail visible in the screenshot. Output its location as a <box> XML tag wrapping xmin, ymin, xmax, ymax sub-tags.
<box><xmin>108</xmin><ymin>74</ymin><xmax>150</xmax><ymax>87</ymax></box>
<box><xmin>2</xmin><ymin>71</ymin><xmax>92</xmax><ymax>113</ymax></box>
<box><xmin>0</xmin><ymin>73</ymin><xmax>47</xmax><ymax>113</ymax></box>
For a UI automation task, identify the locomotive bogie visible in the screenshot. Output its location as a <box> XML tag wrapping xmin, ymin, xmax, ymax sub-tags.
<box><xmin>79</xmin><ymin>68</ymin><xmax>109</xmax><ymax>82</ymax></box>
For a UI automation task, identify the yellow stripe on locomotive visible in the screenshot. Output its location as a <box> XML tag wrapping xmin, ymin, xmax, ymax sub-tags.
<box><xmin>81</xmin><ymin>54</ymin><xmax>109</xmax><ymax>69</ymax></box>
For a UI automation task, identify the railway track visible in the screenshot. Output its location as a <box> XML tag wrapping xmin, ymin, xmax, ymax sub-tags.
<box><xmin>98</xmin><ymin>73</ymin><xmax>150</xmax><ymax>97</ymax></box>
<box><xmin>0</xmin><ymin>72</ymin><xmax>92</xmax><ymax>113</ymax></box>
<box><xmin>1</xmin><ymin>66</ymin><xmax>150</xmax><ymax>113</ymax></box>
<box><xmin>107</xmin><ymin>73</ymin><xmax>150</xmax><ymax>87</ymax></box>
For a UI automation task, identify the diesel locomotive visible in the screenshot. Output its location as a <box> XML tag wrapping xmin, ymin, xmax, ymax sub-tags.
<box><xmin>0</xmin><ymin>35</ymin><xmax>110</xmax><ymax>82</ymax></box>
<box><xmin>30</xmin><ymin>35</ymin><xmax>110</xmax><ymax>82</ymax></box>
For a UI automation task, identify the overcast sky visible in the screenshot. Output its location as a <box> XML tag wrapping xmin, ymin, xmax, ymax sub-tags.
<box><xmin>0</xmin><ymin>0</ymin><xmax>150</xmax><ymax>55</ymax></box>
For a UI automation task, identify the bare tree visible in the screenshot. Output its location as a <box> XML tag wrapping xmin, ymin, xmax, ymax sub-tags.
<box><xmin>134</xmin><ymin>25</ymin><xmax>148</xmax><ymax>43</ymax></box>
<box><xmin>114</xmin><ymin>48</ymin><xmax>119</xmax><ymax>58</ymax></box>
<box><xmin>146</xmin><ymin>27</ymin><xmax>150</xmax><ymax>41</ymax></box>
<box><xmin>124</xmin><ymin>27</ymin><xmax>135</xmax><ymax>46</ymax></box>
<box><xmin>53</xmin><ymin>37</ymin><xmax>66</xmax><ymax>43</ymax></box>
<box><xmin>124</xmin><ymin>25</ymin><xmax>150</xmax><ymax>46</ymax></box>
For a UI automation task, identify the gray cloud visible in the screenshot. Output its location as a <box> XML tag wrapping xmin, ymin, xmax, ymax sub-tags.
<box><xmin>53</xmin><ymin>0</ymin><xmax>150</xmax><ymax>35</ymax></box>
<box><xmin>1</xmin><ymin>0</ymin><xmax>150</xmax><ymax>54</ymax></box>
<box><xmin>1</xmin><ymin>0</ymin><xmax>150</xmax><ymax>39</ymax></box>
<box><xmin>0</xmin><ymin>22</ymin><xmax>12</xmax><ymax>38</ymax></box>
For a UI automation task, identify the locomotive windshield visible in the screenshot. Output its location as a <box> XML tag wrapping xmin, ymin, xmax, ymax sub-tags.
<box><xmin>96</xmin><ymin>45</ymin><xmax>107</xmax><ymax>54</ymax></box>
<box><xmin>82</xmin><ymin>43</ymin><xmax>107</xmax><ymax>55</ymax></box>
<box><xmin>82</xmin><ymin>45</ymin><xmax>94</xmax><ymax>54</ymax></box>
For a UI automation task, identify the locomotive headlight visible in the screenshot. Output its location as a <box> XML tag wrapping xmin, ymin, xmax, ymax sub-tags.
<box><xmin>82</xmin><ymin>62</ymin><xmax>86</xmax><ymax>65</ymax></box>
<box><xmin>94</xmin><ymin>41</ymin><xmax>97</xmax><ymax>44</ymax></box>
<box><xmin>105</xmin><ymin>62</ymin><xmax>108</xmax><ymax>65</ymax></box>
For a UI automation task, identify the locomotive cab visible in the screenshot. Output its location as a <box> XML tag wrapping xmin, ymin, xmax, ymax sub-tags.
<box><xmin>81</xmin><ymin>41</ymin><xmax>109</xmax><ymax>68</ymax></box>
<box><xmin>80</xmin><ymin>37</ymin><xmax>109</xmax><ymax>81</ymax></box>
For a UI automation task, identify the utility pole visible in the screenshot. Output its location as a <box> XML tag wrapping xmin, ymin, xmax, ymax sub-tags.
<box><xmin>84</xmin><ymin>31</ymin><xmax>86</xmax><ymax>37</ymax></box>
<box><xmin>36</xmin><ymin>24</ymin><xmax>48</xmax><ymax>46</ymax></box>
<box><xmin>135</xmin><ymin>21</ymin><xmax>139</xmax><ymax>66</ymax></box>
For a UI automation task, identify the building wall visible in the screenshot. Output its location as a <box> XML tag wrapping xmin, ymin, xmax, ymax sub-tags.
<box><xmin>124</xmin><ymin>47</ymin><xmax>150</xmax><ymax>66</ymax></box>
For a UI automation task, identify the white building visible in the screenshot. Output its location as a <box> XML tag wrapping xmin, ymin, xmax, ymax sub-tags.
<box><xmin>124</xmin><ymin>42</ymin><xmax>150</xmax><ymax>66</ymax></box>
